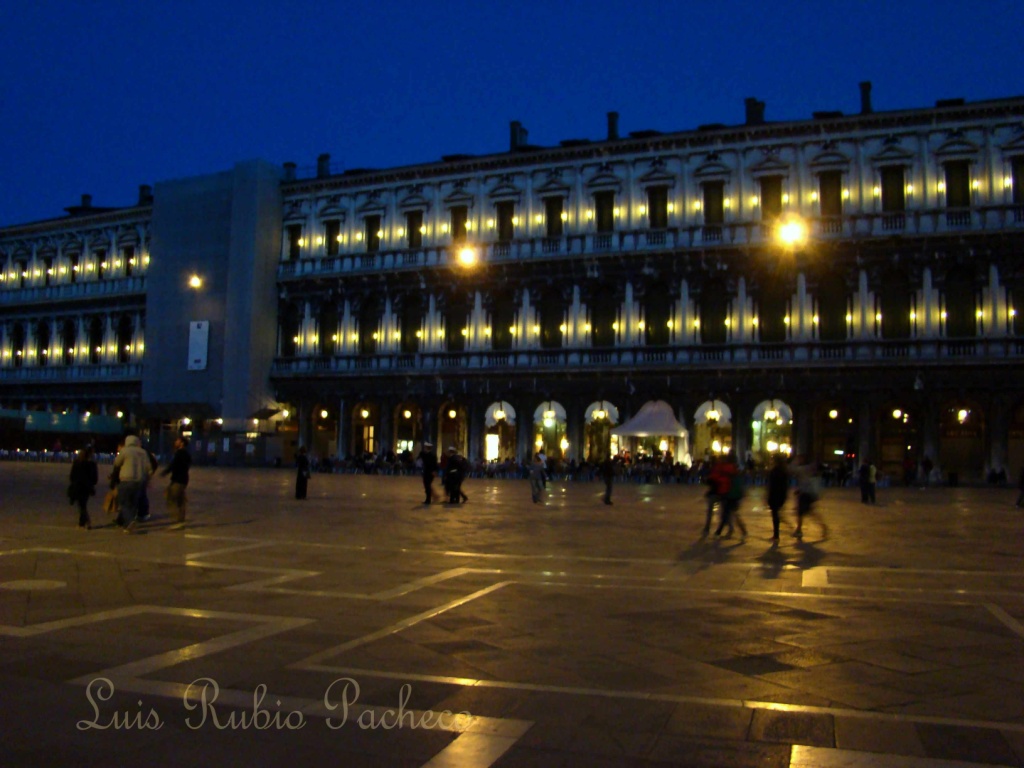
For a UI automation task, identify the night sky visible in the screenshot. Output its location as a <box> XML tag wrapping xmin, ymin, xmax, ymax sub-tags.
<box><xmin>2</xmin><ymin>0</ymin><xmax>1022</xmax><ymax>227</ymax></box>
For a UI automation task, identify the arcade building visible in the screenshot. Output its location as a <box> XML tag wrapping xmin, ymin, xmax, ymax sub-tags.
<box><xmin>2</xmin><ymin>82</ymin><xmax>1023</xmax><ymax>481</ymax></box>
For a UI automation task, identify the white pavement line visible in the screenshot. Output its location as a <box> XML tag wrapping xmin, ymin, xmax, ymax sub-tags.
<box><xmin>297</xmin><ymin>662</ymin><xmax>1024</xmax><ymax>734</ymax></box>
<box><xmin>984</xmin><ymin>603</ymin><xmax>1024</xmax><ymax>640</ymax></box>
<box><xmin>107</xmin><ymin>675</ymin><xmax>533</xmax><ymax>768</ymax></box>
<box><xmin>70</xmin><ymin>613</ymin><xmax>315</xmax><ymax>683</ymax></box>
<box><xmin>294</xmin><ymin>581</ymin><xmax>512</xmax><ymax>667</ymax></box>
<box><xmin>790</xmin><ymin>745</ymin><xmax>1016</xmax><ymax>768</ymax></box>
<box><xmin>184</xmin><ymin>541</ymin><xmax>275</xmax><ymax>559</ymax></box>
<box><xmin>802</xmin><ymin>567</ymin><xmax>829</xmax><ymax>587</ymax></box>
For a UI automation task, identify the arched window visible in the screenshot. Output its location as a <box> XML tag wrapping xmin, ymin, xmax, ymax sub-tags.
<box><xmin>359</xmin><ymin>297</ymin><xmax>380</xmax><ymax>355</ymax></box>
<box><xmin>817</xmin><ymin>272</ymin><xmax>849</xmax><ymax>342</ymax></box>
<box><xmin>319</xmin><ymin>302</ymin><xmax>338</xmax><ymax>356</ymax></box>
<box><xmin>699</xmin><ymin>278</ymin><xmax>729</xmax><ymax>345</ymax></box>
<box><xmin>490</xmin><ymin>290</ymin><xmax>516</xmax><ymax>351</ymax></box>
<box><xmin>590</xmin><ymin>283</ymin><xmax>617</xmax><ymax>348</ymax></box>
<box><xmin>399</xmin><ymin>294</ymin><xmax>422</xmax><ymax>354</ymax></box>
<box><xmin>644</xmin><ymin>282</ymin><xmax>671</xmax><ymax>346</ymax></box>
<box><xmin>88</xmin><ymin>317</ymin><xmax>104</xmax><ymax>364</ymax></box>
<box><xmin>62</xmin><ymin>319</ymin><xmax>77</xmax><ymax>365</ymax></box>
<box><xmin>944</xmin><ymin>265</ymin><xmax>976</xmax><ymax>338</ymax></box>
<box><xmin>756</xmin><ymin>274</ymin><xmax>790</xmax><ymax>344</ymax></box>
<box><xmin>538</xmin><ymin>287</ymin><xmax>563</xmax><ymax>350</ymax></box>
<box><xmin>36</xmin><ymin>321</ymin><xmax>50</xmax><ymax>366</ymax></box>
<box><xmin>879</xmin><ymin>269</ymin><xmax>911</xmax><ymax>339</ymax></box>
<box><xmin>116</xmin><ymin>316</ymin><xmax>133</xmax><ymax>363</ymax></box>
<box><xmin>279</xmin><ymin>304</ymin><xmax>300</xmax><ymax>357</ymax></box>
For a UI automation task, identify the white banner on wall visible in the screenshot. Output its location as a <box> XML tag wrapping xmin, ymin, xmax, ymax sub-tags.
<box><xmin>188</xmin><ymin>321</ymin><xmax>209</xmax><ymax>371</ymax></box>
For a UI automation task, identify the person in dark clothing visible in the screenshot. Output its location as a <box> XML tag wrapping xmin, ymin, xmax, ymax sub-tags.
<box><xmin>600</xmin><ymin>457</ymin><xmax>615</xmax><ymax>505</ymax></box>
<box><xmin>420</xmin><ymin>443</ymin><xmax>438</xmax><ymax>504</ymax></box>
<box><xmin>161</xmin><ymin>437</ymin><xmax>192</xmax><ymax>523</ymax></box>
<box><xmin>69</xmin><ymin>447</ymin><xmax>99</xmax><ymax>529</ymax></box>
<box><xmin>443</xmin><ymin>448</ymin><xmax>468</xmax><ymax>503</ymax></box>
<box><xmin>295</xmin><ymin>446</ymin><xmax>310</xmax><ymax>500</ymax></box>
<box><xmin>766</xmin><ymin>454</ymin><xmax>789</xmax><ymax>541</ymax></box>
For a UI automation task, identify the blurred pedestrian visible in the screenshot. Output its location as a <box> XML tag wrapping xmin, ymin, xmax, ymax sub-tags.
<box><xmin>793</xmin><ymin>457</ymin><xmax>828</xmax><ymax>540</ymax></box>
<box><xmin>419</xmin><ymin>442</ymin><xmax>438</xmax><ymax>504</ymax></box>
<box><xmin>600</xmin><ymin>456</ymin><xmax>615</xmax><ymax>505</ymax></box>
<box><xmin>68</xmin><ymin>446</ymin><xmax>99</xmax><ymax>529</ymax></box>
<box><xmin>766</xmin><ymin>454</ymin><xmax>789</xmax><ymax>541</ymax></box>
<box><xmin>295</xmin><ymin>446</ymin><xmax>310</xmax><ymax>500</ymax></box>
<box><xmin>529</xmin><ymin>452</ymin><xmax>546</xmax><ymax>503</ymax></box>
<box><xmin>859</xmin><ymin>460</ymin><xmax>877</xmax><ymax>504</ymax></box>
<box><xmin>161</xmin><ymin>437</ymin><xmax>192</xmax><ymax>523</ymax></box>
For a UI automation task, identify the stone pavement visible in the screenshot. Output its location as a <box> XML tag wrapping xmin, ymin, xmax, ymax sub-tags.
<box><xmin>1</xmin><ymin>462</ymin><xmax>1023</xmax><ymax>767</ymax></box>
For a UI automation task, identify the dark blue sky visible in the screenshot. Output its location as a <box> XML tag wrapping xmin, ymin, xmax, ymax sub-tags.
<box><xmin>2</xmin><ymin>0</ymin><xmax>1022</xmax><ymax>227</ymax></box>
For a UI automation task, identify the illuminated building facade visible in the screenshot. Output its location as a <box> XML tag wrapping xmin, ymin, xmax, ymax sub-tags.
<box><xmin>3</xmin><ymin>84</ymin><xmax>1024</xmax><ymax>478</ymax></box>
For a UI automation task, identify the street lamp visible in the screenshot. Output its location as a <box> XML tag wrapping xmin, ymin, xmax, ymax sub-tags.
<box><xmin>775</xmin><ymin>214</ymin><xmax>808</xmax><ymax>249</ymax></box>
<box><xmin>456</xmin><ymin>247</ymin><xmax>478</xmax><ymax>267</ymax></box>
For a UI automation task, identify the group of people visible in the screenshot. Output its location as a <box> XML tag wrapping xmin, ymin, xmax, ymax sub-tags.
<box><xmin>417</xmin><ymin>443</ymin><xmax>470</xmax><ymax>504</ymax></box>
<box><xmin>702</xmin><ymin>451</ymin><xmax>828</xmax><ymax>542</ymax></box>
<box><xmin>67</xmin><ymin>434</ymin><xmax>191</xmax><ymax>532</ymax></box>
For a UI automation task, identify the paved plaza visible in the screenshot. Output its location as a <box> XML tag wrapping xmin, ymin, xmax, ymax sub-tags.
<box><xmin>1</xmin><ymin>462</ymin><xmax>1023</xmax><ymax>767</ymax></box>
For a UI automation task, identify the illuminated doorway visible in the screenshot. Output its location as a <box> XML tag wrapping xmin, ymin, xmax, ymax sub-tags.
<box><xmin>693</xmin><ymin>400</ymin><xmax>732</xmax><ymax>459</ymax></box>
<box><xmin>483</xmin><ymin>401</ymin><xmax>516</xmax><ymax>461</ymax></box>
<box><xmin>533</xmin><ymin>401</ymin><xmax>568</xmax><ymax>460</ymax></box>
<box><xmin>584</xmin><ymin>400</ymin><xmax>619</xmax><ymax>461</ymax></box>
<box><xmin>751</xmin><ymin>399</ymin><xmax>793</xmax><ymax>467</ymax></box>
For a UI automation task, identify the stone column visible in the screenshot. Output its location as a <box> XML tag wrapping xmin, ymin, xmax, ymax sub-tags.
<box><xmin>298</xmin><ymin>400</ymin><xmax>313</xmax><ymax>450</ymax></box>
<box><xmin>335</xmin><ymin>397</ymin><xmax>348</xmax><ymax>459</ymax></box>
<box><xmin>986</xmin><ymin>395</ymin><xmax>1010</xmax><ymax>478</ymax></box>
<box><xmin>565</xmin><ymin>396</ymin><xmax>583</xmax><ymax>463</ymax></box>
<box><xmin>468</xmin><ymin>399</ymin><xmax>484</xmax><ymax>462</ymax></box>
<box><xmin>857</xmin><ymin>399</ymin><xmax>874</xmax><ymax>466</ymax></box>
<box><xmin>378</xmin><ymin>399</ymin><xmax>393</xmax><ymax>457</ymax></box>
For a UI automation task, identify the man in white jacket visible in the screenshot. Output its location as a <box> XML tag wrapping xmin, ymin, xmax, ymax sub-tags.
<box><xmin>113</xmin><ymin>434</ymin><xmax>153</xmax><ymax>532</ymax></box>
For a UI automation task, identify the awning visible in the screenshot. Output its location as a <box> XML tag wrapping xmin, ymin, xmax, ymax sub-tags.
<box><xmin>611</xmin><ymin>400</ymin><xmax>687</xmax><ymax>437</ymax></box>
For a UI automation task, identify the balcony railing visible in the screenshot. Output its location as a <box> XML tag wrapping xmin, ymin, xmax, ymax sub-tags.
<box><xmin>270</xmin><ymin>337</ymin><xmax>1024</xmax><ymax>377</ymax></box>
<box><xmin>0</xmin><ymin>363</ymin><xmax>143</xmax><ymax>382</ymax></box>
<box><xmin>276</xmin><ymin>204</ymin><xmax>1024</xmax><ymax>281</ymax></box>
<box><xmin>0</xmin><ymin>277</ymin><xmax>146</xmax><ymax>306</ymax></box>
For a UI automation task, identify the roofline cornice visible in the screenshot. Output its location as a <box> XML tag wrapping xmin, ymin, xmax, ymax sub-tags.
<box><xmin>282</xmin><ymin>98</ymin><xmax>1024</xmax><ymax>196</ymax></box>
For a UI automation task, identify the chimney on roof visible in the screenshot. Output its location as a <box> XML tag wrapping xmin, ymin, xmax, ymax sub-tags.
<box><xmin>509</xmin><ymin>121</ymin><xmax>528</xmax><ymax>151</ymax></box>
<box><xmin>317</xmin><ymin>153</ymin><xmax>331</xmax><ymax>178</ymax></box>
<box><xmin>744</xmin><ymin>97</ymin><xmax>765</xmax><ymax>125</ymax></box>
<box><xmin>80</xmin><ymin>194</ymin><xmax>92</xmax><ymax>209</ymax></box>
<box><xmin>607</xmin><ymin>111</ymin><xmax>619</xmax><ymax>140</ymax></box>
<box><xmin>859</xmin><ymin>81</ymin><xmax>873</xmax><ymax>114</ymax></box>
<box><xmin>283</xmin><ymin>162</ymin><xmax>297</xmax><ymax>181</ymax></box>
<box><xmin>138</xmin><ymin>185</ymin><xmax>153</xmax><ymax>205</ymax></box>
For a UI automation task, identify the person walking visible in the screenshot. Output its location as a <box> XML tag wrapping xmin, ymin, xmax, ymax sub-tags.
<box><xmin>112</xmin><ymin>435</ymin><xmax>153</xmax><ymax>533</ymax></box>
<box><xmin>793</xmin><ymin>457</ymin><xmax>828</xmax><ymax>540</ymax></box>
<box><xmin>701</xmin><ymin>456</ymin><xmax>721</xmax><ymax>536</ymax></box>
<box><xmin>599</xmin><ymin>456</ymin><xmax>615</xmax><ymax>505</ymax></box>
<box><xmin>859</xmin><ymin>460</ymin><xmax>877</xmax><ymax>504</ymax></box>
<box><xmin>295</xmin><ymin>446</ymin><xmax>310</xmax><ymax>500</ymax></box>
<box><xmin>161</xmin><ymin>437</ymin><xmax>192</xmax><ymax>523</ymax></box>
<box><xmin>712</xmin><ymin>452</ymin><xmax>745</xmax><ymax>538</ymax></box>
<box><xmin>529</xmin><ymin>452</ymin><xmax>546</xmax><ymax>503</ymax></box>
<box><xmin>419</xmin><ymin>442</ymin><xmax>438</xmax><ymax>504</ymax></box>
<box><xmin>68</xmin><ymin>446</ymin><xmax>99</xmax><ymax>529</ymax></box>
<box><xmin>766</xmin><ymin>454</ymin><xmax>789</xmax><ymax>541</ymax></box>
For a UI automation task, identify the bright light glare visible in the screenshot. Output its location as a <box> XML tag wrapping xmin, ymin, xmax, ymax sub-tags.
<box><xmin>776</xmin><ymin>217</ymin><xmax>808</xmax><ymax>248</ymax></box>
<box><xmin>457</xmin><ymin>247</ymin><xmax>477</xmax><ymax>266</ymax></box>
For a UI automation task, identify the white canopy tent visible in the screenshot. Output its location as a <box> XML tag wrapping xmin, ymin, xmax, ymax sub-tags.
<box><xmin>611</xmin><ymin>400</ymin><xmax>691</xmax><ymax>465</ymax></box>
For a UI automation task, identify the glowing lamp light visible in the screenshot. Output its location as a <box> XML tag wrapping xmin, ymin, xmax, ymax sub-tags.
<box><xmin>360</xmin><ymin>409</ymin><xmax>370</xmax><ymax>419</ymax></box>
<box><xmin>711</xmin><ymin>440</ymin><xmax>722</xmax><ymax>453</ymax></box>
<box><xmin>494</xmin><ymin>409</ymin><xmax>506</xmax><ymax>421</ymax></box>
<box><xmin>892</xmin><ymin>409</ymin><xmax>902</xmax><ymax>419</ymax></box>
<box><xmin>766</xmin><ymin>440</ymin><xmax>779</xmax><ymax>452</ymax></box>
<box><xmin>560</xmin><ymin>438</ymin><xmax>569</xmax><ymax>452</ymax></box>
<box><xmin>188</xmin><ymin>274</ymin><xmax>202</xmax><ymax>289</ymax></box>
<box><xmin>706</xmin><ymin>409</ymin><xmax>721</xmax><ymax>423</ymax></box>
<box><xmin>457</xmin><ymin>247</ymin><xmax>478</xmax><ymax>267</ymax></box>
<box><xmin>116</xmin><ymin>411</ymin><xmax>124</xmax><ymax>419</ymax></box>
<box><xmin>957</xmin><ymin>409</ymin><xmax>969</xmax><ymax>423</ymax></box>
<box><xmin>448</xmin><ymin>409</ymin><xmax>457</xmax><ymax>419</ymax></box>
<box><xmin>593</xmin><ymin>409</ymin><xmax>606</xmax><ymax>420</ymax></box>
<box><xmin>281</xmin><ymin>411</ymin><xmax>289</xmax><ymax>419</ymax></box>
<box><xmin>776</xmin><ymin>216</ymin><xmax>808</xmax><ymax>248</ymax></box>
<box><xmin>320</xmin><ymin>410</ymin><xmax>329</xmax><ymax>419</ymax></box>
<box><xmin>829</xmin><ymin>409</ymin><xmax>839</xmax><ymax>419</ymax></box>
<box><xmin>182</xmin><ymin>417</ymin><xmax>192</xmax><ymax>426</ymax></box>
<box><xmin>559</xmin><ymin>211</ymin><xmax>568</xmax><ymax>221</ymax></box>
